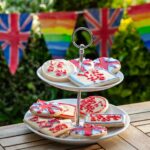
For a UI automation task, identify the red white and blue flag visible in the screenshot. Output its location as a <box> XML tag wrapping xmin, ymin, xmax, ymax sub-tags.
<box><xmin>84</xmin><ymin>8</ymin><xmax>123</xmax><ymax>57</ymax></box>
<box><xmin>0</xmin><ymin>13</ymin><xmax>32</xmax><ymax>74</ymax></box>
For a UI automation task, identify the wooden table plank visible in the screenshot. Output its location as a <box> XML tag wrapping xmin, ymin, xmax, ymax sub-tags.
<box><xmin>4</xmin><ymin>140</ymin><xmax>50</xmax><ymax>150</ymax></box>
<box><xmin>132</xmin><ymin>120</ymin><xmax>150</xmax><ymax>126</ymax></box>
<box><xmin>119</xmin><ymin>125</ymin><xmax>150</xmax><ymax>150</ymax></box>
<box><xmin>68</xmin><ymin>144</ymin><xmax>103</xmax><ymax>150</ymax></box>
<box><xmin>0</xmin><ymin>145</ymin><xmax>4</xmax><ymax>150</ymax></box>
<box><xmin>79</xmin><ymin>144</ymin><xmax>103</xmax><ymax>150</ymax></box>
<box><xmin>130</xmin><ymin>111</ymin><xmax>150</xmax><ymax>122</ymax></box>
<box><xmin>119</xmin><ymin>101</ymin><xmax>150</xmax><ymax>115</ymax></box>
<box><xmin>97</xmin><ymin>136</ymin><xmax>136</xmax><ymax>150</ymax></box>
<box><xmin>21</xmin><ymin>143</ymin><xmax>76</xmax><ymax>150</ymax></box>
<box><xmin>147</xmin><ymin>133</ymin><xmax>150</xmax><ymax>137</ymax></box>
<box><xmin>137</xmin><ymin>124</ymin><xmax>150</xmax><ymax>133</ymax></box>
<box><xmin>0</xmin><ymin>123</ymin><xmax>30</xmax><ymax>139</ymax></box>
<box><xmin>0</xmin><ymin>102</ymin><xmax>150</xmax><ymax>150</ymax></box>
<box><xmin>0</xmin><ymin>133</ymin><xmax>43</xmax><ymax>147</ymax></box>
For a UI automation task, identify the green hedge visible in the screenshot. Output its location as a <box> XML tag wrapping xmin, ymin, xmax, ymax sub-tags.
<box><xmin>0</xmin><ymin>0</ymin><xmax>150</xmax><ymax>125</ymax></box>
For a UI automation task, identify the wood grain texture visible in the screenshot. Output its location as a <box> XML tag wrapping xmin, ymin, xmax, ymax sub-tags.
<box><xmin>0</xmin><ymin>145</ymin><xmax>4</xmax><ymax>150</ymax></box>
<box><xmin>4</xmin><ymin>140</ymin><xmax>51</xmax><ymax>150</ymax></box>
<box><xmin>0</xmin><ymin>102</ymin><xmax>150</xmax><ymax>150</ymax></box>
<box><xmin>147</xmin><ymin>133</ymin><xmax>150</xmax><ymax>137</ymax></box>
<box><xmin>0</xmin><ymin>133</ymin><xmax>43</xmax><ymax>147</ymax></box>
<box><xmin>98</xmin><ymin>136</ymin><xmax>136</xmax><ymax>150</ymax></box>
<box><xmin>132</xmin><ymin>120</ymin><xmax>150</xmax><ymax>126</ymax></box>
<box><xmin>130</xmin><ymin>112</ymin><xmax>150</xmax><ymax>122</ymax></box>
<box><xmin>119</xmin><ymin>101</ymin><xmax>150</xmax><ymax>115</ymax></box>
<box><xmin>21</xmin><ymin>143</ymin><xmax>75</xmax><ymax>150</ymax></box>
<box><xmin>68</xmin><ymin>144</ymin><xmax>102</xmax><ymax>150</ymax></box>
<box><xmin>0</xmin><ymin>123</ymin><xmax>30</xmax><ymax>139</ymax></box>
<box><xmin>137</xmin><ymin>124</ymin><xmax>150</xmax><ymax>133</ymax></box>
<box><xmin>119</xmin><ymin>125</ymin><xmax>150</xmax><ymax>150</ymax></box>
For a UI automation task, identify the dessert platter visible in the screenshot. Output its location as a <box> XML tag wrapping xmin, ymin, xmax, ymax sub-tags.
<box><xmin>24</xmin><ymin>27</ymin><xmax>130</xmax><ymax>144</ymax></box>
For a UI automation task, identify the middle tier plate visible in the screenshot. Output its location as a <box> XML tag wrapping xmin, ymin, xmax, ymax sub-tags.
<box><xmin>37</xmin><ymin>67</ymin><xmax>124</xmax><ymax>92</ymax></box>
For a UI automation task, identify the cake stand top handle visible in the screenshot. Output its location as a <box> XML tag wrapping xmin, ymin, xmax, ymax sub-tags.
<box><xmin>72</xmin><ymin>27</ymin><xmax>93</xmax><ymax>49</ymax></box>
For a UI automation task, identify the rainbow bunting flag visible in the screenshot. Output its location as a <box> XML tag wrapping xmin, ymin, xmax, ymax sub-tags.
<box><xmin>128</xmin><ymin>3</ymin><xmax>150</xmax><ymax>51</ymax></box>
<box><xmin>38</xmin><ymin>12</ymin><xmax>78</xmax><ymax>58</ymax></box>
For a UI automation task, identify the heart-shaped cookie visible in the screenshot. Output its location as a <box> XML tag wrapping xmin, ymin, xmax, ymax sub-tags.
<box><xmin>93</xmin><ymin>57</ymin><xmax>121</xmax><ymax>74</ymax></box>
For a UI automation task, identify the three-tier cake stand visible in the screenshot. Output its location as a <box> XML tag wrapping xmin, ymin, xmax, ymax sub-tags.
<box><xmin>24</xmin><ymin>27</ymin><xmax>130</xmax><ymax>145</ymax></box>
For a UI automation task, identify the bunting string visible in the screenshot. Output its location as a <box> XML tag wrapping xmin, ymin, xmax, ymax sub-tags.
<box><xmin>0</xmin><ymin>3</ymin><xmax>150</xmax><ymax>74</ymax></box>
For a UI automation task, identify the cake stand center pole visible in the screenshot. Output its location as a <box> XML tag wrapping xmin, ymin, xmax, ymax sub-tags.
<box><xmin>76</xmin><ymin>91</ymin><xmax>81</xmax><ymax>126</ymax></box>
<box><xmin>78</xmin><ymin>44</ymin><xmax>85</xmax><ymax>72</ymax></box>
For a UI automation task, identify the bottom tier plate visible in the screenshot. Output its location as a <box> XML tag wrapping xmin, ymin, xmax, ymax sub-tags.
<box><xmin>24</xmin><ymin>98</ymin><xmax>130</xmax><ymax>145</ymax></box>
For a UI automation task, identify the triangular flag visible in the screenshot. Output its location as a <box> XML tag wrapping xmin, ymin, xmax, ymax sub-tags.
<box><xmin>128</xmin><ymin>3</ymin><xmax>150</xmax><ymax>51</ymax></box>
<box><xmin>0</xmin><ymin>13</ymin><xmax>33</xmax><ymax>75</ymax></box>
<box><xmin>84</xmin><ymin>8</ymin><xmax>123</xmax><ymax>56</ymax></box>
<box><xmin>38</xmin><ymin>12</ymin><xmax>78</xmax><ymax>58</ymax></box>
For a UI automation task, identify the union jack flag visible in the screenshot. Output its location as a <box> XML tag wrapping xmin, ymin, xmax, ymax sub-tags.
<box><xmin>84</xmin><ymin>8</ymin><xmax>123</xmax><ymax>57</ymax></box>
<box><xmin>0</xmin><ymin>13</ymin><xmax>33</xmax><ymax>74</ymax></box>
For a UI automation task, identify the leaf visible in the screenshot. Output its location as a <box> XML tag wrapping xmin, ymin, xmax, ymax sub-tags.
<box><xmin>27</xmin><ymin>82</ymin><xmax>36</xmax><ymax>92</ymax></box>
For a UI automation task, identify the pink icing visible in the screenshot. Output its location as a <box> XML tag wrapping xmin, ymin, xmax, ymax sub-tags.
<box><xmin>72</xmin><ymin>126</ymin><xmax>106</xmax><ymax>136</ymax></box>
<box><xmin>30</xmin><ymin>100</ymin><xmax>62</xmax><ymax>115</ymax></box>
<box><xmin>49</xmin><ymin>124</ymin><xmax>68</xmax><ymax>133</ymax></box>
<box><xmin>90</xmin><ymin>114</ymin><xmax>121</xmax><ymax>122</ymax></box>
<box><xmin>94</xmin><ymin>57</ymin><xmax>120</xmax><ymax>70</ymax></box>
<box><xmin>70</xmin><ymin>59</ymin><xmax>92</xmax><ymax>71</ymax></box>
<box><xmin>80</xmin><ymin>96</ymin><xmax>106</xmax><ymax>115</ymax></box>
<box><xmin>47</xmin><ymin>61</ymin><xmax>67</xmax><ymax>76</ymax></box>
<box><xmin>77</xmin><ymin>70</ymin><xmax>105</xmax><ymax>82</ymax></box>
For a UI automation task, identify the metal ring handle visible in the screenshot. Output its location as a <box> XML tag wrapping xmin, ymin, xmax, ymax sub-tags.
<box><xmin>72</xmin><ymin>27</ymin><xmax>93</xmax><ymax>49</ymax></box>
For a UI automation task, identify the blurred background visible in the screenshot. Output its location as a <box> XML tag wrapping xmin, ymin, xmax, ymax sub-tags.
<box><xmin>0</xmin><ymin>0</ymin><xmax>150</xmax><ymax>125</ymax></box>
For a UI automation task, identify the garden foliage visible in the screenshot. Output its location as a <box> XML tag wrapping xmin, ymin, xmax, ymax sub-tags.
<box><xmin>0</xmin><ymin>0</ymin><xmax>150</xmax><ymax>125</ymax></box>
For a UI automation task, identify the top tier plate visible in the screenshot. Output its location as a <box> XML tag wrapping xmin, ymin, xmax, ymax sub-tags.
<box><xmin>37</xmin><ymin>67</ymin><xmax>124</xmax><ymax>92</ymax></box>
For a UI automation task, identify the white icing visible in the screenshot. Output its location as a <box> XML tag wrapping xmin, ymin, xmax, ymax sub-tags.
<box><xmin>104</xmin><ymin>57</ymin><xmax>118</xmax><ymax>62</ymax></box>
<box><xmin>69</xmin><ymin>69</ymin><xmax>119</xmax><ymax>87</ymax></box>
<box><xmin>41</xmin><ymin>59</ymin><xmax>76</xmax><ymax>82</ymax></box>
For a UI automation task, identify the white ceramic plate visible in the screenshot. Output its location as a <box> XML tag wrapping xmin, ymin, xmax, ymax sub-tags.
<box><xmin>24</xmin><ymin>99</ymin><xmax>130</xmax><ymax>145</ymax></box>
<box><xmin>37</xmin><ymin>67</ymin><xmax>124</xmax><ymax>92</ymax></box>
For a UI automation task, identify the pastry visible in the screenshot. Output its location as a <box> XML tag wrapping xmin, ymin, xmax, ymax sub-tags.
<box><xmin>69</xmin><ymin>69</ymin><xmax>120</xmax><ymax>87</ymax></box>
<box><xmin>24</xmin><ymin>115</ymin><xmax>73</xmax><ymax>137</ymax></box>
<box><xmin>70</xmin><ymin>125</ymin><xmax>107</xmax><ymax>138</ymax></box>
<box><xmin>70</xmin><ymin>58</ymin><xmax>94</xmax><ymax>72</ymax></box>
<box><xmin>59</xmin><ymin>103</ymin><xmax>76</xmax><ymax>120</ymax></box>
<box><xmin>80</xmin><ymin>96</ymin><xmax>109</xmax><ymax>116</ymax></box>
<box><xmin>41</xmin><ymin>59</ymin><xmax>76</xmax><ymax>82</ymax></box>
<box><xmin>24</xmin><ymin>115</ymin><xmax>46</xmax><ymax>131</ymax></box>
<box><xmin>93</xmin><ymin>57</ymin><xmax>121</xmax><ymax>74</ymax></box>
<box><xmin>85</xmin><ymin>114</ymin><xmax>126</xmax><ymax>127</ymax></box>
<box><xmin>30</xmin><ymin>99</ymin><xmax>64</xmax><ymax>117</ymax></box>
<box><xmin>58</xmin><ymin>130</ymin><xmax>70</xmax><ymax>138</ymax></box>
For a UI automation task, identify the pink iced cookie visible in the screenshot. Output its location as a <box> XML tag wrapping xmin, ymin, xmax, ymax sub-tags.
<box><xmin>93</xmin><ymin>57</ymin><xmax>121</xmax><ymax>74</ymax></box>
<box><xmin>70</xmin><ymin>58</ymin><xmax>94</xmax><ymax>72</ymax></box>
<box><xmin>58</xmin><ymin>103</ymin><xmax>76</xmax><ymax>120</ymax></box>
<box><xmin>69</xmin><ymin>69</ymin><xmax>119</xmax><ymax>87</ymax></box>
<box><xmin>80</xmin><ymin>96</ymin><xmax>109</xmax><ymax>116</ymax></box>
<box><xmin>41</xmin><ymin>59</ymin><xmax>76</xmax><ymax>82</ymax></box>
<box><xmin>70</xmin><ymin>125</ymin><xmax>107</xmax><ymax>138</ymax></box>
<box><xmin>85</xmin><ymin>114</ymin><xmax>126</xmax><ymax>127</ymax></box>
<box><xmin>24</xmin><ymin>115</ymin><xmax>73</xmax><ymax>137</ymax></box>
<box><xmin>30</xmin><ymin>99</ymin><xmax>63</xmax><ymax>117</ymax></box>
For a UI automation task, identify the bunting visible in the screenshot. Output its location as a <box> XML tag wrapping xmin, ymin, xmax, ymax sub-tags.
<box><xmin>0</xmin><ymin>13</ymin><xmax>33</xmax><ymax>74</ymax></box>
<box><xmin>128</xmin><ymin>3</ymin><xmax>150</xmax><ymax>51</ymax></box>
<box><xmin>38</xmin><ymin>12</ymin><xmax>78</xmax><ymax>58</ymax></box>
<box><xmin>84</xmin><ymin>8</ymin><xmax>123</xmax><ymax>57</ymax></box>
<box><xmin>0</xmin><ymin>4</ymin><xmax>150</xmax><ymax>75</ymax></box>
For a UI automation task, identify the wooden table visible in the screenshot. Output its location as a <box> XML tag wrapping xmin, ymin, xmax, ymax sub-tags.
<box><xmin>0</xmin><ymin>101</ymin><xmax>150</xmax><ymax>150</ymax></box>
